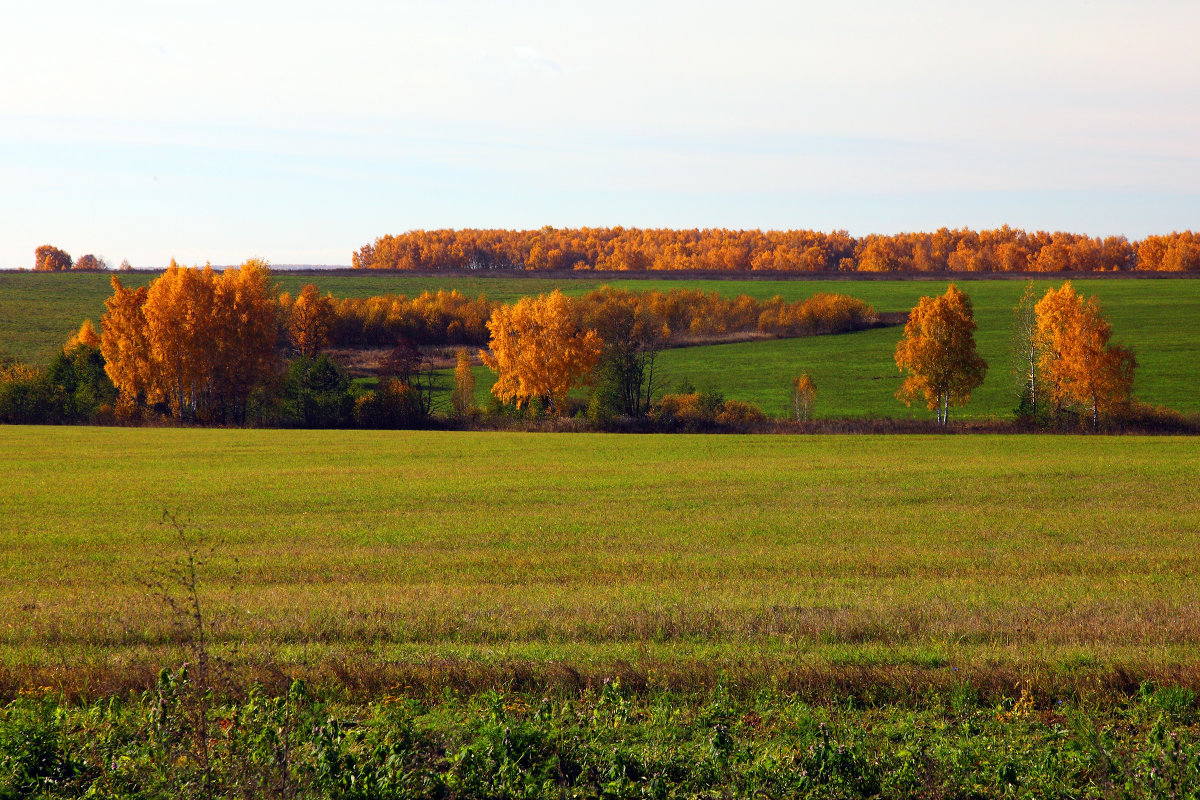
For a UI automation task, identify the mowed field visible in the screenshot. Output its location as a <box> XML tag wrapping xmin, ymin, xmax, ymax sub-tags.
<box><xmin>2</xmin><ymin>271</ymin><xmax>1198</xmax><ymax>419</ymax></box>
<box><xmin>2</xmin><ymin>426</ymin><xmax>1198</xmax><ymax>695</ymax></box>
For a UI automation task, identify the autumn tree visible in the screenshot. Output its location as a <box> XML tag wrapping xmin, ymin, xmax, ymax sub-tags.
<box><xmin>139</xmin><ymin>261</ymin><xmax>221</xmax><ymax>417</ymax></box>
<box><xmin>211</xmin><ymin>259</ymin><xmax>280</xmax><ymax>420</ymax></box>
<box><xmin>100</xmin><ymin>259</ymin><xmax>279</xmax><ymax>422</ymax></box>
<box><xmin>1034</xmin><ymin>282</ymin><xmax>1136</xmax><ymax>430</ymax></box>
<box><xmin>280</xmin><ymin>283</ymin><xmax>335</xmax><ymax>357</ymax></box>
<box><xmin>99</xmin><ymin>277</ymin><xmax>152</xmax><ymax>415</ymax></box>
<box><xmin>792</xmin><ymin>373</ymin><xmax>815</xmax><ymax>422</ymax></box>
<box><xmin>480</xmin><ymin>290</ymin><xmax>603</xmax><ymax>414</ymax></box>
<box><xmin>895</xmin><ymin>285</ymin><xmax>988</xmax><ymax>425</ymax></box>
<box><xmin>34</xmin><ymin>245</ymin><xmax>72</xmax><ymax>271</ymax></box>
<box><xmin>351</xmin><ymin>226</ymin><xmax>1178</xmax><ymax>274</ymax></box>
<box><xmin>450</xmin><ymin>349</ymin><xmax>476</xmax><ymax>419</ymax></box>
<box><xmin>65</xmin><ymin>320</ymin><xmax>102</xmax><ymax>351</ymax></box>
<box><xmin>73</xmin><ymin>254</ymin><xmax>108</xmax><ymax>271</ymax></box>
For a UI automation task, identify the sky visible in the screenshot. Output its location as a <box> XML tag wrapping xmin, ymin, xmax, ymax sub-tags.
<box><xmin>2</xmin><ymin>0</ymin><xmax>1198</xmax><ymax>268</ymax></box>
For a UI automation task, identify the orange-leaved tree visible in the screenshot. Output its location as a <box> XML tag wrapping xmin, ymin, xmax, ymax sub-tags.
<box><xmin>65</xmin><ymin>320</ymin><xmax>103</xmax><ymax>351</ymax></box>
<box><xmin>101</xmin><ymin>259</ymin><xmax>278</xmax><ymax>421</ymax></box>
<box><xmin>34</xmin><ymin>245</ymin><xmax>72</xmax><ymax>271</ymax></box>
<box><xmin>100</xmin><ymin>277</ymin><xmax>153</xmax><ymax>414</ymax></box>
<box><xmin>450</xmin><ymin>348</ymin><xmax>476</xmax><ymax>419</ymax></box>
<box><xmin>1034</xmin><ymin>282</ymin><xmax>1135</xmax><ymax>430</ymax></box>
<box><xmin>73</xmin><ymin>254</ymin><xmax>107</xmax><ymax>271</ymax></box>
<box><xmin>894</xmin><ymin>284</ymin><xmax>988</xmax><ymax>425</ymax></box>
<box><xmin>280</xmin><ymin>283</ymin><xmax>335</xmax><ymax>357</ymax></box>
<box><xmin>791</xmin><ymin>373</ymin><xmax>816</xmax><ymax>422</ymax></box>
<box><xmin>480</xmin><ymin>290</ymin><xmax>602</xmax><ymax>414</ymax></box>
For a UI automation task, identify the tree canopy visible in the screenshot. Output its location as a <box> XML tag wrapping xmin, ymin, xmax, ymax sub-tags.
<box><xmin>479</xmin><ymin>290</ymin><xmax>603</xmax><ymax>414</ymax></box>
<box><xmin>895</xmin><ymin>285</ymin><xmax>988</xmax><ymax>425</ymax></box>
<box><xmin>100</xmin><ymin>259</ymin><xmax>279</xmax><ymax>422</ymax></box>
<box><xmin>352</xmin><ymin>227</ymin><xmax>1200</xmax><ymax>273</ymax></box>
<box><xmin>34</xmin><ymin>245</ymin><xmax>72</xmax><ymax>272</ymax></box>
<box><xmin>1034</xmin><ymin>282</ymin><xmax>1136</xmax><ymax>429</ymax></box>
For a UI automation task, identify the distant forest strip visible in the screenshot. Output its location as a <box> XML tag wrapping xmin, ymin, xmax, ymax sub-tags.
<box><xmin>353</xmin><ymin>227</ymin><xmax>1200</xmax><ymax>273</ymax></box>
<box><xmin>328</xmin><ymin>286</ymin><xmax>877</xmax><ymax>348</ymax></box>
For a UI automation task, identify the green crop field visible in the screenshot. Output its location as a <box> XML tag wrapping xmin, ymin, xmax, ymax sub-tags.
<box><xmin>3</xmin><ymin>271</ymin><xmax>1199</xmax><ymax>418</ymax></box>
<box><xmin>3</xmin><ymin>425</ymin><xmax>1198</xmax><ymax>697</ymax></box>
<box><xmin>5</xmin><ymin>423</ymin><xmax>1200</xmax><ymax>797</ymax></box>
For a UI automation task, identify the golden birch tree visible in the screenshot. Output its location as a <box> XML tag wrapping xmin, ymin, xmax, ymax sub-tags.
<box><xmin>450</xmin><ymin>348</ymin><xmax>476</xmax><ymax>419</ymax></box>
<box><xmin>480</xmin><ymin>290</ymin><xmax>602</xmax><ymax>414</ymax></box>
<box><xmin>1034</xmin><ymin>282</ymin><xmax>1135</xmax><ymax>430</ymax></box>
<box><xmin>100</xmin><ymin>276</ymin><xmax>153</xmax><ymax>413</ymax></box>
<box><xmin>281</xmin><ymin>283</ymin><xmax>335</xmax><ymax>357</ymax></box>
<box><xmin>65</xmin><ymin>320</ymin><xmax>102</xmax><ymax>351</ymax></box>
<box><xmin>895</xmin><ymin>284</ymin><xmax>988</xmax><ymax>425</ymax></box>
<box><xmin>791</xmin><ymin>373</ymin><xmax>816</xmax><ymax>422</ymax></box>
<box><xmin>100</xmin><ymin>259</ymin><xmax>278</xmax><ymax>421</ymax></box>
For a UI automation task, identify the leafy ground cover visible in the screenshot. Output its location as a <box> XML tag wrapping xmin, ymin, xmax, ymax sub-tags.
<box><xmin>4</xmin><ymin>680</ymin><xmax>1199</xmax><ymax>798</ymax></box>
<box><xmin>3</xmin><ymin>271</ymin><xmax>1197</xmax><ymax>418</ymax></box>
<box><xmin>2</xmin><ymin>426</ymin><xmax>1198</xmax><ymax>699</ymax></box>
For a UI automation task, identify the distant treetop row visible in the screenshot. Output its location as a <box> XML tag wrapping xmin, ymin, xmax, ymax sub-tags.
<box><xmin>32</xmin><ymin>245</ymin><xmax>130</xmax><ymax>272</ymax></box>
<box><xmin>352</xmin><ymin>227</ymin><xmax>1200</xmax><ymax>273</ymax></box>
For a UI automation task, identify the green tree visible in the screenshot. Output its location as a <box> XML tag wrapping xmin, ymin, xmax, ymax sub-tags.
<box><xmin>1011</xmin><ymin>281</ymin><xmax>1042</xmax><ymax>421</ymax></box>
<box><xmin>282</xmin><ymin>355</ymin><xmax>357</xmax><ymax>428</ymax></box>
<box><xmin>46</xmin><ymin>344</ymin><xmax>117</xmax><ymax>420</ymax></box>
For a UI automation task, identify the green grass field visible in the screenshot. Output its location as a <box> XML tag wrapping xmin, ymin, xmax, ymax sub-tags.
<box><xmin>3</xmin><ymin>271</ymin><xmax>1198</xmax><ymax>418</ymax></box>
<box><xmin>3</xmin><ymin>426</ymin><xmax>1198</xmax><ymax>697</ymax></box>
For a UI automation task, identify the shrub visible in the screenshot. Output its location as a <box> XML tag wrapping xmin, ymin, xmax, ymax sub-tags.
<box><xmin>715</xmin><ymin>399</ymin><xmax>766</xmax><ymax>425</ymax></box>
<box><xmin>650</xmin><ymin>391</ymin><xmax>766</xmax><ymax>431</ymax></box>
<box><xmin>0</xmin><ymin>695</ymin><xmax>83</xmax><ymax>797</ymax></box>
<box><xmin>0</xmin><ymin>362</ymin><xmax>54</xmax><ymax>424</ymax></box>
<box><xmin>45</xmin><ymin>344</ymin><xmax>117</xmax><ymax>421</ymax></box>
<box><xmin>281</xmin><ymin>355</ymin><xmax>358</xmax><ymax>428</ymax></box>
<box><xmin>353</xmin><ymin>379</ymin><xmax>426</xmax><ymax>428</ymax></box>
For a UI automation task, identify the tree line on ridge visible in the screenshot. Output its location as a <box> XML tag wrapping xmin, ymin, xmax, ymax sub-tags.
<box><xmin>352</xmin><ymin>227</ymin><xmax>1200</xmax><ymax>273</ymax></box>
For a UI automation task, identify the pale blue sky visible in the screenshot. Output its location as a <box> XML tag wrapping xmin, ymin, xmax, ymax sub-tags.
<box><xmin>2</xmin><ymin>0</ymin><xmax>1198</xmax><ymax>267</ymax></box>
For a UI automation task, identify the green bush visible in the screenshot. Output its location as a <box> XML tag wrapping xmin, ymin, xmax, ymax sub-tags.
<box><xmin>281</xmin><ymin>355</ymin><xmax>359</xmax><ymax>428</ymax></box>
<box><xmin>0</xmin><ymin>695</ymin><xmax>82</xmax><ymax>799</ymax></box>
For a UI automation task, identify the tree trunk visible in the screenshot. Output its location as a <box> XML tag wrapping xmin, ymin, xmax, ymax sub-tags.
<box><xmin>1028</xmin><ymin>344</ymin><xmax>1037</xmax><ymax>417</ymax></box>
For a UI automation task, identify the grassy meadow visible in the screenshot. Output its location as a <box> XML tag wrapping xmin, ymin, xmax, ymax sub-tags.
<box><xmin>2</xmin><ymin>270</ymin><xmax>1198</xmax><ymax>419</ymax></box>
<box><xmin>3</xmin><ymin>425</ymin><xmax>1199</xmax><ymax>698</ymax></box>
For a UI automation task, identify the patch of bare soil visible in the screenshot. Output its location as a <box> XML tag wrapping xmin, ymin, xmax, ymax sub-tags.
<box><xmin>330</xmin><ymin>316</ymin><xmax>908</xmax><ymax>376</ymax></box>
<box><xmin>328</xmin><ymin>346</ymin><xmax>482</xmax><ymax>377</ymax></box>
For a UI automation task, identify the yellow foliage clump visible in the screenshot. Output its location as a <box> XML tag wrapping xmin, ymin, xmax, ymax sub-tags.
<box><xmin>64</xmin><ymin>320</ymin><xmax>102</xmax><ymax>351</ymax></box>
<box><xmin>1034</xmin><ymin>282</ymin><xmax>1135</xmax><ymax>429</ymax></box>
<box><xmin>894</xmin><ymin>284</ymin><xmax>988</xmax><ymax>425</ymax></box>
<box><xmin>480</xmin><ymin>290</ymin><xmax>602</xmax><ymax>414</ymax></box>
<box><xmin>100</xmin><ymin>259</ymin><xmax>278</xmax><ymax>422</ymax></box>
<box><xmin>280</xmin><ymin>283</ymin><xmax>335</xmax><ymax>357</ymax></box>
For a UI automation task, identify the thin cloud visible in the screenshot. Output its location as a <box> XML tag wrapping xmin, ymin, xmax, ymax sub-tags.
<box><xmin>513</xmin><ymin>46</ymin><xmax>563</xmax><ymax>77</ymax></box>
